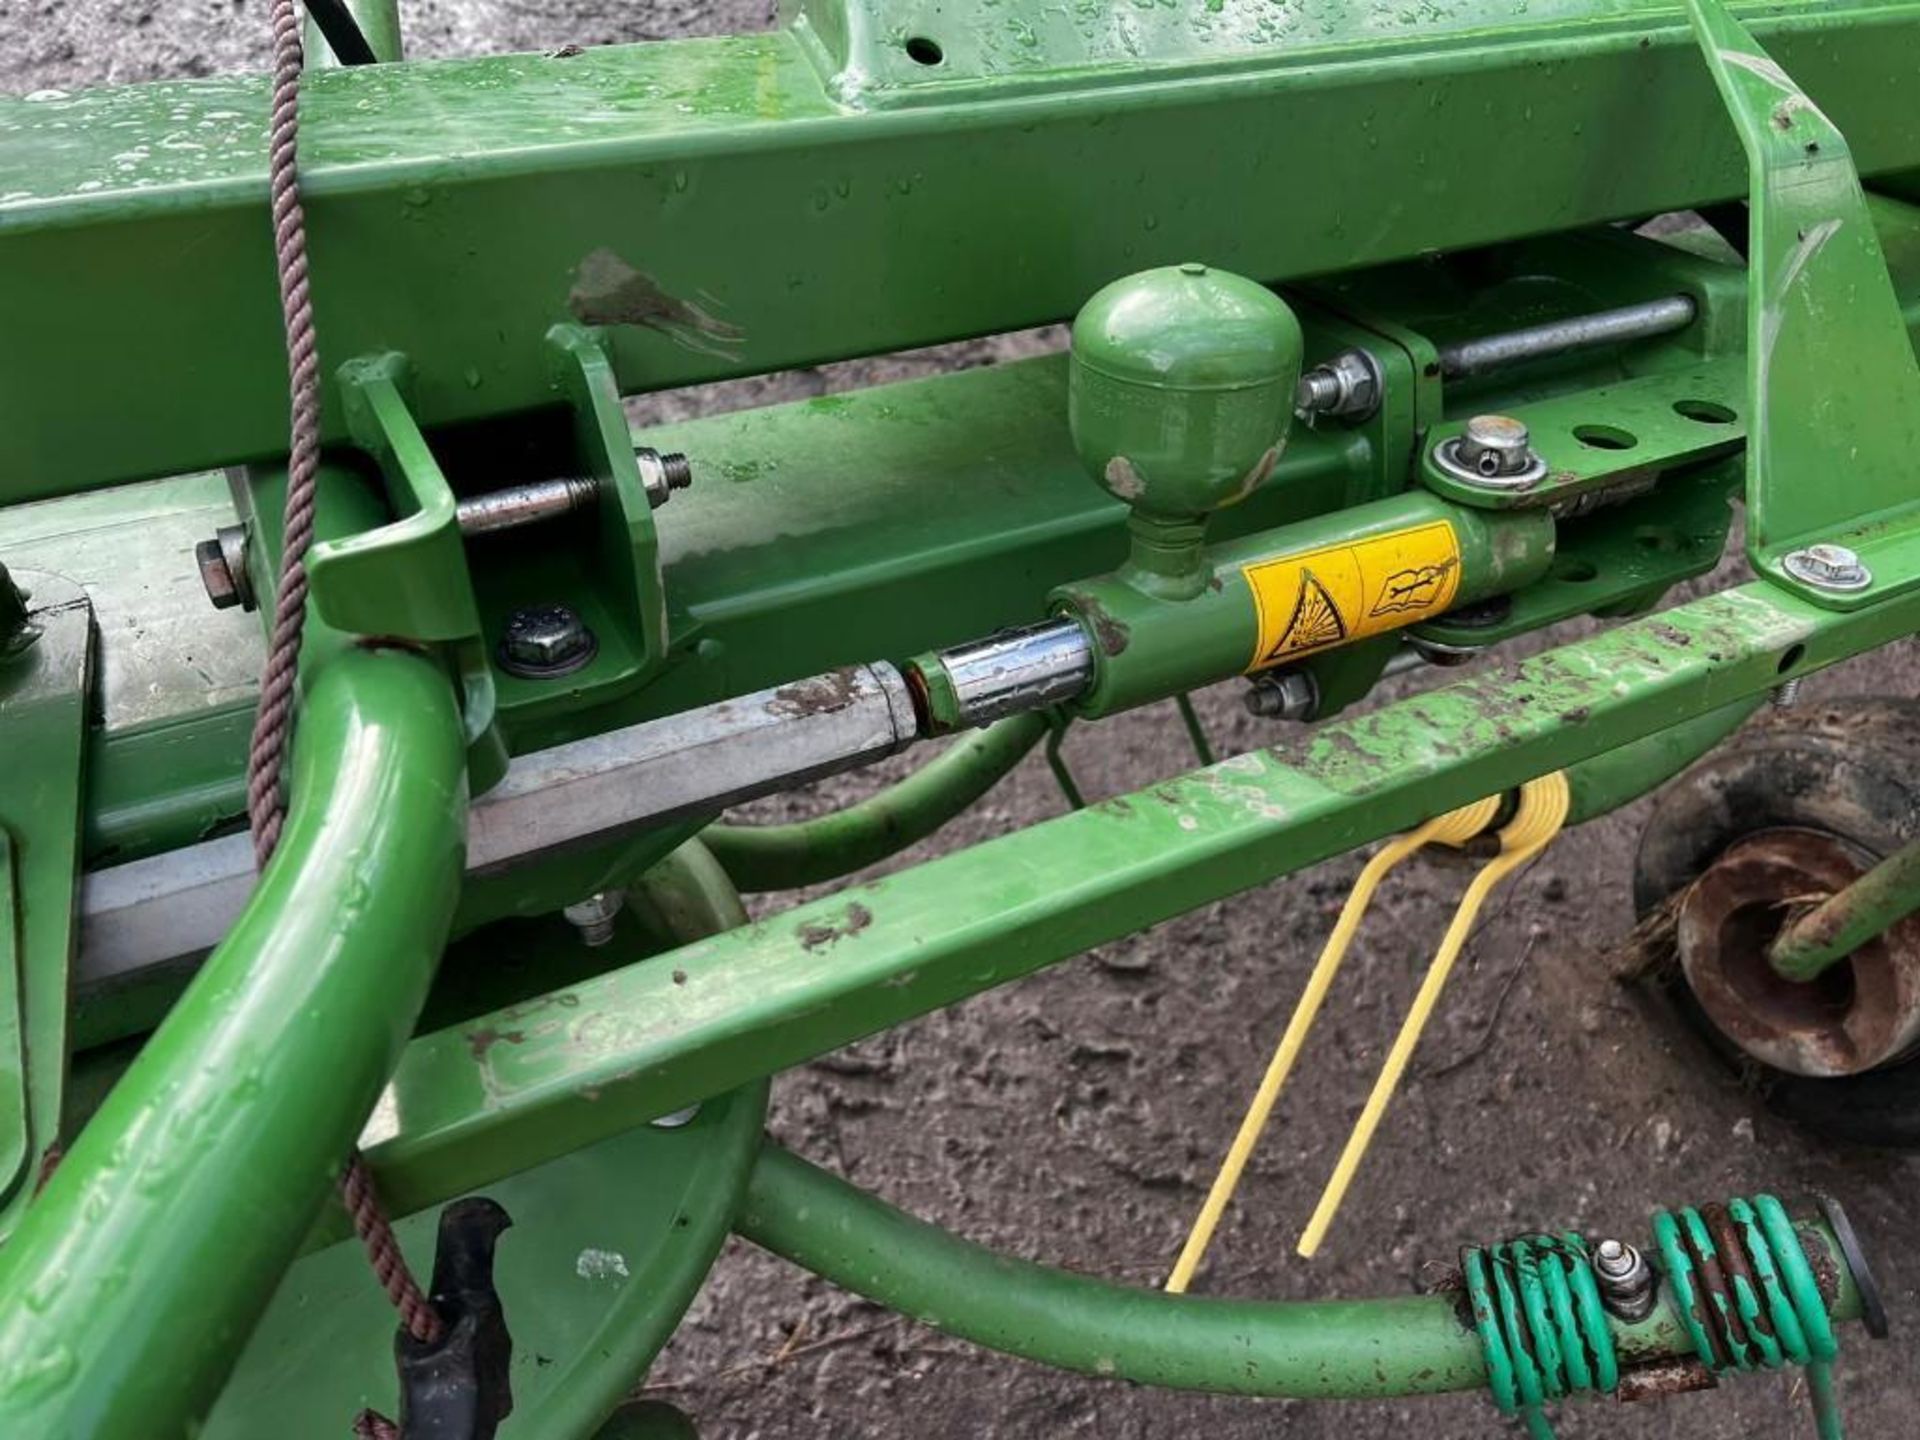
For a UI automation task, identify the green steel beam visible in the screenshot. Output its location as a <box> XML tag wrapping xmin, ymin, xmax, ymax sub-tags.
<box><xmin>6</xmin><ymin>3</ymin><xmax>1920</xmax><ymax>495</ymax></box>
<box><xmin>333</xmin><ymin>576</ymin><xmax>1915</xmax><ymax>1229</ymax></box>
<box><xmin>0</xmin><ymin>646</ymin><xmax>467</xmax><ymax>1440</ymax></box>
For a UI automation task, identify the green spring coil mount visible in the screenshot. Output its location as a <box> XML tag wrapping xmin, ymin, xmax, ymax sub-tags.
<box><xmin>1463</xmin><ymin>1195</ymin><xmax>1862</xmax><ymax>1440</ymax></box>
<box><xmin>1651</xmin><ymin>1194</ymin><xmax>1846</xmax><ymax>1440</ymax></box>
<box><xmin>1461</xmin><ymin>1232</ymin><xmax>1618</xmax><ymax>1440</ymax></box>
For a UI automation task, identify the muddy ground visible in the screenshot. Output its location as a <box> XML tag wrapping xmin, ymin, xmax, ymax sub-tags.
<box><xmin>12</xmin><ymin>5</ymin><xmax>1916</xmax><ymax>1437</ymax></box>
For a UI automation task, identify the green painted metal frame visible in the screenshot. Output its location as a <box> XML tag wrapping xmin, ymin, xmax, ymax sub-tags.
<box><xmin>2</xmin><ymin>0</ymin><xmax>1917</xmax><ymax>1430</ymax></box>
<box><xmin>0</xmin><ymin>571</ymin><xmax>91</xmax><ymax>1233</ymax></box>
<box><xmin>320</xmin><ymin>574</ymin><xmax>1897</xmax><ymax>1232</ymax></box>
<box><xmin>0</xmin><ymin>643</ymin><xmax>468</xmax><ymax>1438</ymax></box>
<box><xmin>6</xmin><ymin>3</ymin><xmax>1920</xmax><ymax>497</ymax></box>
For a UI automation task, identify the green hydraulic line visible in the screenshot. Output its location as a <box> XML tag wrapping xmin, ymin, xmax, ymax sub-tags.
<box><xmin>737</xmin><ymin>1141</ymin><xmax>1487</xmax><ymax>1398</ymax></box>
<box><xmin>701</xmin><ymin>712</ymin><xmax>1048</xmax><ymax>892</ymax></box>
<box><xmin>0</xmin><ymin>646</ymin><xmax>466</xmax><ymax>1440</ymax></box>
<box><xmin>1769</xmin><ymin>832</ymin><xmax>1920</xmax><ymax>981</ymax></box>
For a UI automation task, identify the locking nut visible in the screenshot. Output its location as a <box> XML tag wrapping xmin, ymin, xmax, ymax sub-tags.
<box><xmin>1295</xmin><ymin>349</ymin><xmax>1384</xmax><ymax>422</ymax></box>
<box><xmin>1783</xmin><ymin>542</ymin><xmax>1871</xmax><ymax>594</ymax></box>
<box><xmin>1244</xmin><ymin>668</ymin><xmax>1318</xmax><ymax>721</ymax></box>
<box><xmin>195</xmin><ymin>524</ymin><xmax>255</xmax><ymax>611</ymax></box>
<box><xmin>498</xmin><ymin>603</ymin><xmax>598</xmax><ymax>678</ymax></box>
<box><xmin>1593</xmin><ymin>1238</ymin><xmax>1657</xmax><ymax>1322</ymax></box>
<box><xmin>634</xmin><ymin>447</ymin><xmax>694</xmax><ymax>509</ymax></box>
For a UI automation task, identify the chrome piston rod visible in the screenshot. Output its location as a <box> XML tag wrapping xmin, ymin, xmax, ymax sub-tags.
<box><xmin>1438</xmin><ymin>295</ymin><xmax>1697</xmax><ymax>378</ymax></box>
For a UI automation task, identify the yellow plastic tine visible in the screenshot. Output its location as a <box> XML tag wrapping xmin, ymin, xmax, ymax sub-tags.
<box><xmin>1297</xmin><ymin>772</ymin><xmax>1571</xmax><ymax>1259</ymax></box>
<box><xmin>1164</xmin><ymin>794</ymin><xmax>1500</xmax><ymax>1293</ymax></box>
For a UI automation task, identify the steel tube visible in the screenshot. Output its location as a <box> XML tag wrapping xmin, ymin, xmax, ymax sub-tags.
<box><xmin>738</xmin><ymin>1142</ymin><xmax>1486</xmax><ymax>1397</ymax></box>
<box><xmin>701</xmin><ymin>711</ymin><xmax>1049</xmax><ymax>891</ymax></box>
<box><xmin>76</xmin><ymin>661</ymin><xmax>920</xmax><ymax>985</ymax></box>
<box><xmin>0</xmin><ymin>646</ymin><xmax>467</xmax><ymax>1440</ymax></box>
<box><xmin>1438</xmin><ymin>296</ymin><xmax>1698</xmax><ymax>378</ymax></box>
<box><xmin>1768</xmin><ymin>831</ymin><xmax>1920</xmax><ymax>980</ymax></box>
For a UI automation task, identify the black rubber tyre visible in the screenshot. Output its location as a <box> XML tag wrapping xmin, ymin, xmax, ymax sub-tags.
<box><xmin>1633</xmin><ymin>697</ymin><xmax>1920</xmax><ymax>1148</ymax></box>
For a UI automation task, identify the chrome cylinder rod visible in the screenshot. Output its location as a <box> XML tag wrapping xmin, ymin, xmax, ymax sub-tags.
<box><xmin>1438</xmin><ymin>295</ymin><xmax>1697</xmax><ymax>379</ymax></box>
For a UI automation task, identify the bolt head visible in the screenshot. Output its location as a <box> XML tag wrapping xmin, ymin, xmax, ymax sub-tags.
<box><xmin>1458</xmin><ymin>415</ymin><xmax>1533</xmax><ymax>476</ymax></box>
<box><xmin>1784</xmin><ymin>542</ymin><xmax>1871</xmax><ymax>593</ymax></box>
<box><xmin>499</xmin><ymin>603</ymin><xmax>597</xmax><ymax>677</ymax></box>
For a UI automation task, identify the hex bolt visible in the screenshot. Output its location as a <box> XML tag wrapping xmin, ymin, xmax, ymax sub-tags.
<box><xmin>634</xmin><ymin>446</ymin><xmax>695</xmax><ymax>509</ymax></box>
<box><xmin>1244</xmin><ymin>668</ymin><xmax>1318</xmax><ymax>721</ymax></box>
<box><xmin>1593</xmin><ymin>1238</ymin><xmax>1657</xmax><ymax>1322</ymax></box>
<box><xmin>194</xmin><ymin>523</ymin><xmax>255</xmax><ymax>612</ymax></box>
<box><xmin>562</xmin><ymin>890</ymin><xmax>624</xmax><ymax>947</ymax></box>
<box><xmin>498</xmin><ymin>602</ymin><xmax>598</xmax><ymax>678</ymax></box>
<box><xmin>1295</xmin><ymin>349</ymin><xmax>1384</xmax><ymax>422</ymax></box>
<box><xmin>1783</xmin><ymin>542</ymin><xmax>1872</xmax><ymax>593</ymax></box>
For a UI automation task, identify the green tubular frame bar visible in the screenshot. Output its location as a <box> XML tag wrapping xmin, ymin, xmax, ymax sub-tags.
<box><xmin>0</xmin><ymin>645</ymin><xmax>467</xmax><ymax>1436</ymax></box>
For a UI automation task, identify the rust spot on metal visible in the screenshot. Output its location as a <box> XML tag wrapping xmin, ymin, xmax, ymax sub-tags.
<box><xmin>1617</xmin><ymin>1357</ymin><xmax>1720</xmax><ymax>1402</ymax></box>
<box><xmin>466</xmin><ymin>1026</ymin><xmax>525</xmax><ymax>1062</ymax></box>
<box><xmin>1799</xmin><ymin>1229</ymin><xmax>1842</xmax><ymax>1305</ymax></box>
<box><xmin>1072</xmin><ymin>596</ymin><xmax>1130</xmax><ymax>658</ymax></box>
<box><xmin>798</xmin><ymin>901</ymin><xmax>874</xmax><ymax>951</ymax></box>
<box><xmin>568</xmin><ymin>249</ymin><xmax>745</xmax><ymax>357</ymax></box>
<box><xmin>767</xmin><ymin>667</ymin><xmax>862</xmax><ymax>718</ymax></box>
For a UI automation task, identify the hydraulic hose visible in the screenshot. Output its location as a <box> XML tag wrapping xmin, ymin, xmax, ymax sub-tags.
<box><xmin>0</xmin><ymin>645</ymin><xmax>467</xmax><ymax>1439</ymax></box>
<box><xmin>738</xmin><ymin>1141</ymin><xmax>1487</xmax><ymax>1398</ymax></box>
<box><xmin>702</xmin><ymin>712</ymin><xmax>1048</xmax><ymax>891</ymax></box>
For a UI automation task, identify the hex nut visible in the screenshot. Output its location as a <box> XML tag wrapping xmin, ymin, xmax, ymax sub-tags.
<box><xmin>498</xmin><ymin>603</ymin><xmax>598</xmax><ymax>678</ymax></box>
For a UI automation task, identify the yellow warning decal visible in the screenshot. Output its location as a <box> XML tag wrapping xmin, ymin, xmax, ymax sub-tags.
<box><xmin>1244</xmin><ymin>521</ymin><xmax>1461</xmax><ymax>671</ymax></box>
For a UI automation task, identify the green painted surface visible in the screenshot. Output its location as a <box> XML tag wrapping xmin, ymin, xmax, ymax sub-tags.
<box><xmin>0</xmin><ymin>573</ymin><xmax>90</xmax><ymax>1235</ymax></box>
<box><xmin>7</xmin><ymin>5</ymin><xmax>1920</xmax><ymax>493</ymax></box>
<box><xmin>740</xmin><ymin>1141</ymin><xmax>1485</xmax><ymax>1397</ymax></box>
<box><xmin>1683</xmin><ymin>0</ymin><xmax>1920</xmax><ymax>599</ymax></box>
<box><xmin>345</xmin><ymin>577</ymin><xmax>1918</xmax><ymax>1228</ymax></box>
<box><xmin>208</xmin><ymin>846</ymin><xmax>768</xmax><ymax>1440</ymax></box>
<box><xmin>0</xmin><ymin>647</ymin><xmax>468</xmax><ymax>1440</ymax></box>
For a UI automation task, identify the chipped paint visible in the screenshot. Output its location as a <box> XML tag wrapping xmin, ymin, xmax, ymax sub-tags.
<box><xmin>1103</xmin><ymin>456</ymin><xmax>1146</xmax><ymax>501</ymax></box>
<box><xmin>575</xmin><ymin>1247</ymin><xmax>630</xmax><ymax>1281</ymax></box>
<box><xmin>567</xmin><ymin>248</ymin><xmax>745</xmax><ymax>358</ymax></box>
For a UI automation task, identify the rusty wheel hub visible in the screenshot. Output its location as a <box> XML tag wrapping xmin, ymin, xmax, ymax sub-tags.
<box><xmin>1677</xmin><ymin>827</ymin><xmax>1920</xmax><ymax>1077</ymax></box>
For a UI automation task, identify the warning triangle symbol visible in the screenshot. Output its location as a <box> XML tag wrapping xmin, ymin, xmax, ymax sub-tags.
<box><xmin>1267</xmin><ymin>568</ymin><xmax>1347</xmax><ymax>662</ymax></box>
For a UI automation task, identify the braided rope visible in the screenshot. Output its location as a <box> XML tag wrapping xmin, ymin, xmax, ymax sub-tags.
<box><xmin>254</xmin><ymin>0</ymin><xmax>441</xmax><ymax>1349</ymax></box>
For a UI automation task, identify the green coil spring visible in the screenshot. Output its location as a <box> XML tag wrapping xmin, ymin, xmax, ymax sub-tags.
<box><xmin>1460</xmin><ymin>1232</ymin><xmax>1619</xmax><ymax>1440</ymax></box>
<box><xmin>1651</xmin><ymin>1194</ymin><xmax>1845</xmax><ymax>1440</ymax></box>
